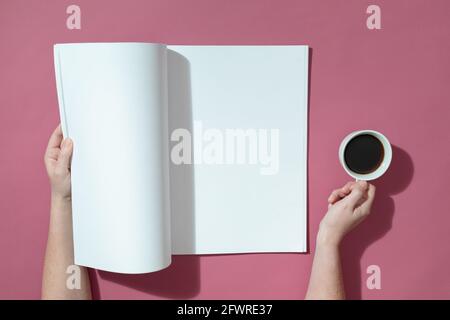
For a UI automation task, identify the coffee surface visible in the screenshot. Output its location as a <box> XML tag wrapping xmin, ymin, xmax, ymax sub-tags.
<box><xmin>344</xmin><ymin>134</ymin><xmax>384</xmax><ymax>174</ymax></box>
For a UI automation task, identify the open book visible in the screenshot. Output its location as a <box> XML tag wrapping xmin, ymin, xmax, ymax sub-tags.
<box><xmin>54</xmin><ymin>43</ymin><xmax>309</xmax><ymax>274</ymax></box>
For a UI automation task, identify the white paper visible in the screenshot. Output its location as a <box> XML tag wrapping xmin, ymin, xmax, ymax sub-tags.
<box><xmin>54</xmin><ymin>43</ymin><xmax>171</xmax><ymax>273</ymax></box>
<box><xmin>54</xmin><ymin>43</ymin><xmax>308</xmax><ymax>274</ymax></box>
<box><xmin>168</xmin><ymin>45</ymin><xmax>308</xmax><ymax>254</ymax></box>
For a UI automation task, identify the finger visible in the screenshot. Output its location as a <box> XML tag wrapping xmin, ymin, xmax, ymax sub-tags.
<box><xmin>327</xmin><ymin>181</ymin><xmax>355</xmax><ymax>204</ymax></box>
<box><xmin>358</xmin><ymin>184</ymin><xmax>376</xmax><ymax>213</ymax></box>
<box><xmin>335</xmin><ymin>181</ymin><xmax>355</xmax><ymax>201</ymax></box>
<box><xmin>57</xmin><ymin>138</ymin><xmax>73</xmax><ymax>170</ymax></box>
<box><xmin>328</xmin><ymin>189</ymin><xmax>343</xmax><ymax>204</ymax></box>
<box><xmin>46</xmin><ymin>148</ymin><xmax>60</xmax><ymax>161</ymax></box>
<box><xmin>341</xmin><ymin>181</ymin><xmax>355</xmax><ymax>194</ymax></box>
<box><xmin>46</xmin><ymin>124</ymin><xmax>63</xmax><ymax>153</ymax></box>
<box><xmin>343</xmin><ymin>180</ymin><xmax>369</xmax><ymax>209</ymax></box>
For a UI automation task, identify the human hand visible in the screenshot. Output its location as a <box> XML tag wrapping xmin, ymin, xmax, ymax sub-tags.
<box><xmin>317</xmin><ymin>180</ymin><xmax>376</xmax><ymax>247</ymax></box>
<box><xmin>42</xmin><ymin>126</ymin><xmax>92</xmax><ymax>300</ymax></box>
<box><xmin>44</xmin><ymin>125</ymin><xmax>73</xmax><ymax>201</ymax></box>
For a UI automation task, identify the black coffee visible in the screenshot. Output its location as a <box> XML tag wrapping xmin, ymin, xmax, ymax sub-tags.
<box><xmin>344</xmin><ymin>134</ymin><xmax>384</xmax><ymax>174</ymax></box>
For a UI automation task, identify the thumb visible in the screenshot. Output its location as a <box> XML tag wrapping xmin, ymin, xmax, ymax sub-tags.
<box><xmin>57</xmin><ymin>138</ymin><xmax>73</xmax><ymax>170</ymax></box>
<box><xmin>343</xmin><ymin>180</ymin><xmax>368</xmax><ymax>209</ymax></box>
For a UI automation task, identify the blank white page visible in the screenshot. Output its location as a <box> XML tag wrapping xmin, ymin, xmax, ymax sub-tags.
<box><xmin>168</xmin><ymin>45</ymin><xmax>308</xmax><ymax>254</ymax></box>
<box><xmin>54</xmin><ymin>43</ymin><xmax>171</xmax><ymax>273</ymax></box>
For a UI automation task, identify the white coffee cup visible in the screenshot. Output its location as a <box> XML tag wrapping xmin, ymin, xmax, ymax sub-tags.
<box><xmin>339</xmin><ymin>130</ymin><xmax>392</xmax><ymax>181</ymax></box>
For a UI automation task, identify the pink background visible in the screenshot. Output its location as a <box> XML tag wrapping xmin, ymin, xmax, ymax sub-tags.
<box><xmin>1</xmin><ymin>0</ymin><xmax>449</xmax><ymax>299</ymax></box>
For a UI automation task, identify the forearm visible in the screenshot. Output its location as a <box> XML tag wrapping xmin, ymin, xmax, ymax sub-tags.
<box><xmin>305</xmin><ymin>235</ymin><xmax>345</xmax><ymax>300</ymax></box>
<box><xmin>42</xmin><ymin>195</ymin><xmax>91</xmax><ymax>300</ymax></box>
